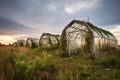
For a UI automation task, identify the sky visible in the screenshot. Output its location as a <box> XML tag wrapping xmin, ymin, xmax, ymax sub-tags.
<box><xmin>0</xmin><ymin>0</ymin><xmax>120</xmax><ymax>45</ymax></box>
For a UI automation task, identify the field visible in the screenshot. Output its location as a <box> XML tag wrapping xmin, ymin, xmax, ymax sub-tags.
<box><xmin>0</xmin><ymin>46</ymin><xmax>120</xmax><ymax>80</ymax></box>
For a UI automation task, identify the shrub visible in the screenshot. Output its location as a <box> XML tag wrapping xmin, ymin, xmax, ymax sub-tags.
<box><xmin>5</xmin><ymin>51</ymin><xmax>16</xmax><ymax>65</ymax></box>
<box><xmin>0</xmin><ymin>51</ymin><xmax>56</xmax><ymax>80</ymax></box>
<box><xmin>99</xmin><ymin>55</ymin><xmax>119</xmax><ymax>68</ymax></box>
<box><xmin>0</xmin><ymin>51</ymin><xmax>15</xmax><ymax>80</ymax></box>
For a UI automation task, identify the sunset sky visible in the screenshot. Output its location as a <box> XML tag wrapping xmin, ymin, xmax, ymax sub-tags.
<box><xmin>0</xmin><ymin>0</ymin><xmax>120</xmax><ymax>45</ymax></box>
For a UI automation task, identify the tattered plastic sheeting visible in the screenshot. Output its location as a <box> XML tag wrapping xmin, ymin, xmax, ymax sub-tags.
<box><xmin>39</xmin><ymin>33</ymin><xmax>60</xmax><ymax>48</ymax></box>
<box><xmin>26</xmin><ymin>38</ymin><xmax>39</xmax><ymax>48</ymax></box>
<box><xmin>40</xmin><ymin>35</ymin><xmax>50</xmax><ymax>47</ymax></box>
<box><xmin>68</xmin><ymin>40</ymin><xmax>77</xmax><ymax>55</ymax></box>
<box><xmin>13</xmin><ymin>40</ymin><xmax>26</xmax><ymax>47</ymax></box>
<box><xmin>61</xmin><ymin>20</ymin><xmax>117</xmax><ymax>56</ymax></box>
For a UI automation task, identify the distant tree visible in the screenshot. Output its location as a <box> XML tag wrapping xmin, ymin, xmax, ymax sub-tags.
<box><xmin>8</xmin><ymin>44</ymin><xmax>12</xmax><ymax>46</ymax></box>
<box><xmin>0</xmin><ymin>42</ymin><xmax>1</xmax><ymax>46</ymax></box>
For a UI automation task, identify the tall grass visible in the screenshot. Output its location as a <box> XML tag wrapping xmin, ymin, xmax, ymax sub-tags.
<box><xmin>0</xmin><ymin>51</ymin><xmax>56</xmax><ymax>80</ymax></box>
<box><xmin>0</xmin><ymin>47</ymin><xmax>120</xmax><ymax>80</ymax></box>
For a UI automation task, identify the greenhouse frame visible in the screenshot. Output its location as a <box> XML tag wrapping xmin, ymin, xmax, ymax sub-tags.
<box><xmin>13</xmin><ymin>40</ymin><xmax>25</xmax><ymax>47</ymax></box>
<box><xmin>26</xmin><ymin>38</ymin><xmax>39</xmax><ymax>48</ymax></box>
<box><xmin>39</xmin><ymin>33</ymin><xmax>60</xmax><ymax>48</ymax></box>
<box><xmin>60</xmin><ymin>20</ymin><xmax>117</xmax><ymax>56</ymax></box>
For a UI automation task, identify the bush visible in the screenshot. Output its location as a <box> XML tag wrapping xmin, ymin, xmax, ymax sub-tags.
<box><xmin>0</xmin><ymin>51</ymin><xmax>56</xmax><ymax>80</ymax></box>
<box><xmin>0</xmin><ymin>51</ymin><xmax>15</xmax><ymax>80</ymax></box>
<box><xmin>99</xmin><ymin>55</ymin><xmax>119</xmax><ymax>68</ymax></box>
<box><xmin>5</xmin><ymin>51</ymin><xmax>16</xmax><ymax>65</ymax></box>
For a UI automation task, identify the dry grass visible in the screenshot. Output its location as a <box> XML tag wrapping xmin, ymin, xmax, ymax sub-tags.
<box><xmin>0</xmin><ymin>46</ymin><xmax>29</xmax><ymax>58</ymax></box>
<box><xmin>0</xmin><ymin>46</ymin><xmax>120</xmax><ymax>80</ymax></box>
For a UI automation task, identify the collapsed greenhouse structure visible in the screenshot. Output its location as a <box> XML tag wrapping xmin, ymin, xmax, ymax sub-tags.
<box><xmin>60</xmin><ymin>20</ymin><xmax>117</xmax><ymax>56</ymax></box>
<box><xmin>39</xmin><ymin>33</ymin><xmax>60</xmax><ymax>48</ymax></box>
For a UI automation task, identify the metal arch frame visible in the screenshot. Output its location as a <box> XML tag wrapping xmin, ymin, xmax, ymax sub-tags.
<box><xmin>26</xmin><ymin>38</ymin><xmax>39</xmax><ymax>48</ymax></box>
<box><xmin>39</xmin><ymin>33</ymin><xmax>60</xmax><ymax>48</ymax></box>
<box><xmin>61</xmin><ymin>20</ymin><xmax>94</xmax><ymax>54</ymax></box>
<box><xmin>65</xmin><ymin>21</ymin><xmax>91</xmax><ymax>40</ymax></box>
<box><xmin>61</xmin><ymin>19</ymin><xmax>117</xmax><ymax>55</ymax></box>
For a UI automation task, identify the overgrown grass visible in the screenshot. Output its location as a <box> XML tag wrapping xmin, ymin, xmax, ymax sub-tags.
<box><xmin>0</xmin><ymin>46</ymin><xmax>120</xmax><ymax>80</ymax></box>
<box><xmin>0</xmin><ymin>50</ymin><xmax>56</xmax><ymax>80</ymax></box>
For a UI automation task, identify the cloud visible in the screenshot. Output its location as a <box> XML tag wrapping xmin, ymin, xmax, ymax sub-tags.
<box><xmin>107</xmin><ymin>25</ymin><xmax>120</xmax><ymax>44</ymax></box>
<box><xmin>0</xmin><ymin>17</ymin><xmax>34</xmax><ymax>36</ymax></box>
<box><xmin>0</xmin><ymin>0</ymin><xmax>120</xmax><ymax>41</ymax></box>
<box><xmin>0</xmin><ymin>35</ymin><xmax>16</xmax><ymax>45</ymax></box>
<box><xmin>64</xmin><ymin>0</ymin><xmax>99</xmax><ymax>14</ymax></box>
<box><xmin>108</xmin><ymin>25</ymin><xmax>120</xmax><ymax>37</ymax></box>
<box><xmin>48</xmin><ymin>4</ymin><xmax>57</xmax><ymax>11</ymax></box>
<box><xmin>33</xmin><ymin>23</ymin><xmax>63</xmax><ymax>35</ymax></box>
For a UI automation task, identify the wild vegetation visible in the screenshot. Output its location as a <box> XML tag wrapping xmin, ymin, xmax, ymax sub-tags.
<box><xmin>0</xmin><ymin>46</ymin><xmax>120</xmax><ymax>80</ymax></box>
